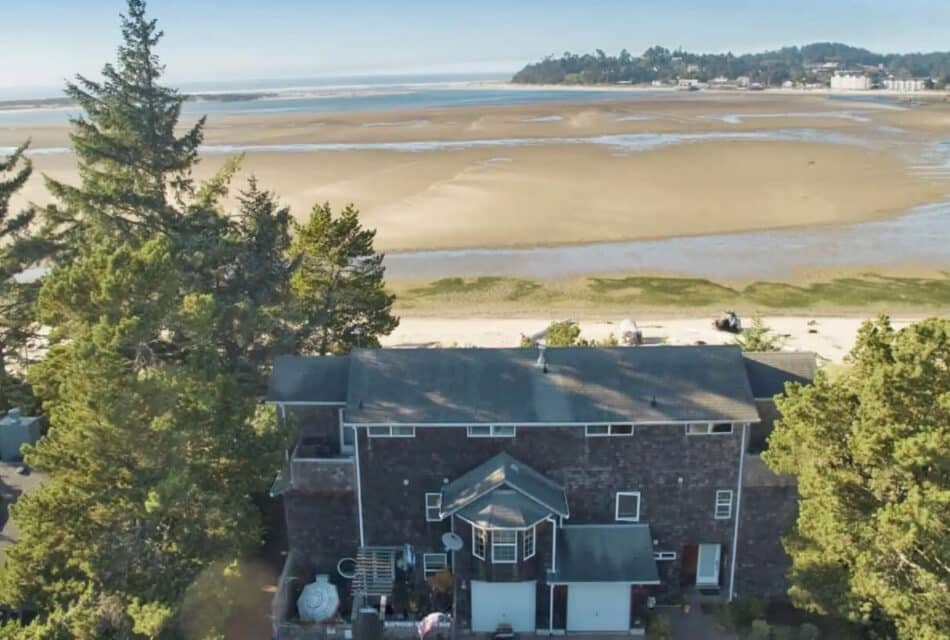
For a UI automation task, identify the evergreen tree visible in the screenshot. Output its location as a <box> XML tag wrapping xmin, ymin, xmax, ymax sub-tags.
<box><xmin>764</xmin><ymin>317</ymin><xmax>950</xmax><ymax>639</ymax></box>
<box><xmin>44</xmin><ymin>0</ymin><xmax>204</xmax><ymax>243</ymax></box>
<box><xmin>0</xmin><ymin>142</ymin><xmax>42</xmax><ymax>411</ymax></box>
<box><xmin>289</xmin><ymin>202</ymin><xmax>398</xmax><ymax>355</ymax></box>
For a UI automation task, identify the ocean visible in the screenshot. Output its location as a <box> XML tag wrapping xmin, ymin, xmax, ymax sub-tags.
<box><xmin>0</xmin><ymin>73</ymin><xmax>671</xmax><ymax>126</ymax></box>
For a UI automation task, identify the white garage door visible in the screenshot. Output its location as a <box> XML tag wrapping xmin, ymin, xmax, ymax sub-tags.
<box><xmin>566</xmin><ymin>582</ymin><xmax>630</xmax><ymax>632</ymax></box>
<box><xmin>470</xmin><ymin>581</ymin><xmax>536</xmax><ymax>632</ymax></box>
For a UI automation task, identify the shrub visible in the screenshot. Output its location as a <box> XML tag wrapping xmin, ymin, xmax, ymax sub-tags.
<box><xmin>730</xmin><ymin>597</ymin><xmax>768</xmax><ymax>630</ymax></box>
<box><xmin>747</xmin><ymin>619</ymin><xmax>772</xmax><ymax>640</ymax></box>
<box><xmin>772</xmin><ymin>625</ymin><xmax>797</xmax><ymax>640</ymax></box>
<box><xmin>798</xmin><ymin>622</ymin><xmax>820</xmax><ymax>640</ymax></box>
<box><xmin>647</xmin><ymin>613</ymin><xmax>672</xmax><ymax>640</ymax></box>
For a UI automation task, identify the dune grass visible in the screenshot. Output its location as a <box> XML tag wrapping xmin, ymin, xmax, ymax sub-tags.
<box><xmin>391</xmin><ymin>272</ymin><xmax>950</xmax><ymax>316</ymax></box>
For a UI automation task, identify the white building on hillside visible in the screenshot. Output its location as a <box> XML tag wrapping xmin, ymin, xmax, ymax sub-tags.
<box><xmin>883</xmin><ymin>77</ymin><xmax>928</xmax><ymax>92</ymax></box>
<box><xmin>830</xmin><ymin>71</ymin><xmax>870</xmax><ymax>91</ymax></box>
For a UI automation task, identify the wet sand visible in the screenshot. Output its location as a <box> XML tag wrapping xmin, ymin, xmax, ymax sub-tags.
<box><xmin>7</xmin><ymin>93</ymin><xmax>950</xmax><ymax>254</ymax></box>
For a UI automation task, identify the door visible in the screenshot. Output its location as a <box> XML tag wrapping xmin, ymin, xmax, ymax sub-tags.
<box><xmin>566</xmin><ymin>583</ymin><xmax>630</xmax><ymax>632</ymax></box>
<box><xmin>680</xmin><ymin>544</ymin><xmax>698</xmax><ymax>586</ymax></box>
<box><xmin>470</xmin><ymin>581</ymin><xmax>536</xmax><ymax>632</ymax></box>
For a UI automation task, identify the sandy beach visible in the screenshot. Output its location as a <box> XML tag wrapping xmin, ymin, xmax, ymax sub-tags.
<box><xmin>381</xmin><ymin>314</ymin><xmax>926</xmax><ymax>364</ymax></box>
<box><xmin>9</xmin><ymin>94</ymin><xmax>950</xmax><ymax>255</ymax></box>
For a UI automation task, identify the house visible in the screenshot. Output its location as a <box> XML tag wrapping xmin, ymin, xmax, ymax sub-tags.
<box><xmin>883</xmin><ymin>76</ymin><xmax>929</xmax><ymax>92</ymax></box>
<box><xmin>830</xmin><ymin>71</ymin><xmax>870</xmax><ymax>91</ymax></box>
<box><xmin>267</xmin><ymin>346</ymin><xmax>815</xmax><ymax>636</ymax></box>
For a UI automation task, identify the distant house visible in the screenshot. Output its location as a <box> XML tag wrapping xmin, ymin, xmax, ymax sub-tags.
<box><xmin>883</xmin><ymin>77</ymin><xmax>929</xmax><ymax>92</ymax></box>
<box><xmin>830</xmin><ymin>71</ymin><xmax>871</xmax><ymax>91</ymax></box>
<box><xmin>736</xmin><ymin>76</ymin><xmax>751</xmax><ymax>89</ymax></box>
<box><xmin>267</xmin><ymin>346</ymin><xmax>815</xmax><ymax>636</ymax></box>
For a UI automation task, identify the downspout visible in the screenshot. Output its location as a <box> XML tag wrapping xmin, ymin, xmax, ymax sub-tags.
<box><xmin>728</xmin><ymin>423</ymin><xmax>748</xmax><ymax>601</ymax></box>
<box><xmin>353</xmin><ymin>426</ymin><xmax>366</xmax><ymax>547</ymax></box>
<box><xmin>547</xmin><ymin>515</ymin><xmax>558</xmax><ymax>631</ymax></box>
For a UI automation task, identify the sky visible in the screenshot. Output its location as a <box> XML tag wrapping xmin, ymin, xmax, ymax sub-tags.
<box><xmin>2</xmin><ymin>0</ymin><xmax>949</xmax><ymax>94</ymax></box>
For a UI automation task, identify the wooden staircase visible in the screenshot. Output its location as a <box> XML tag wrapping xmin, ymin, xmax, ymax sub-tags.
<box><xmin>352</xmin><ymin>547</ymin><xmax>396</xmax><ymax>598</ymax></box>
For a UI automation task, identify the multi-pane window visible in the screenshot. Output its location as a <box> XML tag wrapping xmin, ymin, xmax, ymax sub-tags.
<box><xmin>425</xmin><ymin>493</ymin><xmax>442</xmax><ymax>522</ymax></box>
<box><xmin>367</xmin><ymin>425</ymin><xmax>416</xmax><ymax>438</ymax></box>
<box><xmin>615</xmin><ymin>491</ymin><xmax>641</xmax><ymax>522</ymax></box>
<box><xmin>523</xmin><ymin>525</ymin><xmax>536</xmax><ymax>560</ymax></box>
<box><xmin>686</xmin><ymin>423</ymin><xmax>733</xmax><ymax>435</ymax></box>
<box><xmin>492</xmin><ymin>530</ymin><xmax>518</xmax><ymax>564</ymax></box>
<box><xmin>715</xmin><ymin>490</ymin><xmax>733</xmax><ymax>519</ymax></box>
<box><xmin>423</xmin><ymin>553</ymin><xmax>448</xmax><ymax>575</ymax></box>
<box><xmin>472</xmin><ymin>526</ymin><xmax>487</xmax><ymax>560</ymax></box>
<box><xmin>467</xmin><ymin>425</ymin><xmax>516</xmax><ymax>438</ymax></box>
<box><xmin>585</xmin><ymin>424</ymin><xmax>634</xmax><ymax>437</ymax></box>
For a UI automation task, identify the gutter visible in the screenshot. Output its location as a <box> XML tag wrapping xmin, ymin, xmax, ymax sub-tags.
<box><xmin>728</xmin><ymin>423</ymin><xmax>747</xmax><ymax>601</ymax></box>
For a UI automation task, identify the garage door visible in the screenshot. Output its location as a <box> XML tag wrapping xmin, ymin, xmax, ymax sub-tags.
<box><xmin>566</xmin><ymin>582</ymin><xmax>630</xmax><ymax>631</ymax></box>
<box><xmin>470</xmin><ymin>581</ymin><xmax>536</xmax><ymax>632</ymax></box>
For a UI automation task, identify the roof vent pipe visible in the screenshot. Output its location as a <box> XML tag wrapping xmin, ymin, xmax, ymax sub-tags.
<box><xmin>536</xmin><ymin>343</ymin><xmax>548</xmax><ymax>373</ymax></box>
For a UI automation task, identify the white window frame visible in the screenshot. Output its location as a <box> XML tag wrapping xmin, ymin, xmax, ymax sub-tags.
<box><xmin>715</xmin><ymin>490</ymin><xmax>733</xmax><ymax>520</ymax></box>
<box><xmin>585</xmin><ymin>423</ymin><xmax>634</xmax><ymax>437</ymax></box>
<box><xmin>685</xmin><ymin>422</ymin><xmax>733</xmax><ymax>436</ymax></box>
<box><xmin>423</xmin><ymin>553</ymin><xmax>448</xmax><ymax>575</ymax></box>
<box><xmin>367</xmin><ymin>425</ymin><xmax>416</xmax><ymax>438</ymax></box>
<box><xmin>654</xmin><ymin>551</ymin><xmax>677</xmax><ymax>561</ymax></box>
<box><xmin>523</xmin><ymin>524</ymin><xmax>536</xmax><ymax>560</ymax></box>
<box><xmin>491</xmin><ymin>529</ymin><xmax>518</xmax><ymax>564</ymax></box>
<box><xmin>425</xmin><ymin>493</ymin><xmax>442</xmax><ymax>522</ymax></box>
<box><xmin>466</xmin><ymin>425</ymin><xmax>516</xmax><ymax>438</ymax></box>
<box><xmin>615</xmin><ymin>491</ymin><xmax>641</xmax><ymax>522</ymax></box>
<box><xmin>472</xmin><ymin>525</ymin><xmax>487</xmax><ymax>561</ymax></box>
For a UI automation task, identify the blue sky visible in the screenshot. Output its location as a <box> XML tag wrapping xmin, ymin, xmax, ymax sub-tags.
<box><xmin>2</xmin><ymin>0</ymin><xmax>949</xmax><ymax>92</ymax></box>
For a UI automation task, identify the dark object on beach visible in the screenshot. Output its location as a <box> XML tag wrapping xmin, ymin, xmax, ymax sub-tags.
<box><xmin>16</xmin><ymin>465</ymin><xmax>30</xmax><ymax>476</ymax></box>
<box><xmin>714</xmin><ymin>312</ymin><xmax>742</xmax><ymax>333</ymax></box>
<box><xmin>808</xmin><ymin>328</ymin><xmax>818</xmax><ymax>334</ymax></box>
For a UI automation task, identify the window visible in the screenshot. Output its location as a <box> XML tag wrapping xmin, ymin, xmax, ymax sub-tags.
<box><xmin>523</xmin><ymin>525</ymin><xmax>536</xmax><ymax>560</ymax></box>
<box><xmin>686</xmin><ymin>423</ymin><xmax>733</xmax><ymax>436</ymax></box>
<box><xmin>425</xmin><ymin>493</ymin><xmax>442</xmax><ymax>522</ymax></box>
<box><xmin>467</xmin><ymin>425</ymin><xmax>516</xmax><ymax>438</ymax></box>
<box><xmin>423</xmin><ymin>553</ymin><xmax>448</xmax><ymax>575</ymax></box>
<box><xmin>492</xmin><ymin>529</ymin><xmax>517</xmax><ymax>564</ymax></box>
<box><xmin>472</xmin><ymin>526</ymin><xmax>487</xmax><ymax>561</ymax></box>
<box><xmin>715</xmin><ymin>490</ymin><xmax>733</xmax><ymax>520</ymax></box>
<box><xmin>585</xmin><ymin>424</ymin><xmax>634</xmax><ymax>437</ymax></box>
<box><xmin>615</xmin><ymin>491</ymin><xmax>641</xmax><ymax>522</ymax></box>
<box><xmin>654</xmin><ymin>551</ymin><xmax>677</xmax><ymax>561</ymax></box>
<box><xmin>367</xmin><ymin>426</ymin><xmax>416</xmax><ymax>438</ymax></box>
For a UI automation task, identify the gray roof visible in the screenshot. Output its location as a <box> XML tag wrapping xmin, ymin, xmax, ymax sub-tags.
<box><xmin>457</xmin><ymin>489</ymin><xmax>552</xmax><ymax>528</ymax></box>
<box><xmin>441</xmin><ymin>452</ymin><xmax>569</xmax><ymax>518</ymax></box>
<box><xmin>1</xmin><ymin>462</ymin><xmax>47</xmax><ymax>562</ymax></box>
<box><xmin>345</xmin><ymin>346</ymin><xmax>759</xmax><ymax>424</ymax></box>
<box><xmin>549</xmin><ymin>524</ymin><xmax>659</xmax><ymax>584</ymax></box>
<box><xmin>743</xmin><ymin>352</ymin><xmax>817</xmax><ymax>399</ymax></box>
<box><xmin>267</xmin><ymin>355</ymin><xmax>349</xmax><ymax>403</ymax></box>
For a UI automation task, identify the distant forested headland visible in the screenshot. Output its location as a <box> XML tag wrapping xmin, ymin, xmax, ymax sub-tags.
<box><xmin>512</xmin><ymin>42</ymin><xmax>950</xmax><ymax>88</ymax></box>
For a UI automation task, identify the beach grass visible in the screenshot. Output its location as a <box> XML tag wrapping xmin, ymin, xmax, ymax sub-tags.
<box><xmin>391</xmin><ymin>272</ymin><xmax>950</xmax><ymax>316</ymax></box>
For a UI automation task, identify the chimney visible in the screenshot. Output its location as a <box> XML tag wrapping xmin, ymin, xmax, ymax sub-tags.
<box><xmin>535</xmin><ymin>343</ymin><xmax>548</xmax><ymax>373</ymax></box>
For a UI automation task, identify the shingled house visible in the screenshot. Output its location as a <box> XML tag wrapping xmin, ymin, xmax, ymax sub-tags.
<box><xmin>268</xmin><ymin>345</ymin><xmax>815</xmax><ymax>635</ymax></box>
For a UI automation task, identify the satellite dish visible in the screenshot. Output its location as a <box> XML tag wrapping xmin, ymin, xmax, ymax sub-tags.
<box><xmin>441</xmin><ymin>532</ymin><xmax>463</xmax><ymax>552</ymax></box>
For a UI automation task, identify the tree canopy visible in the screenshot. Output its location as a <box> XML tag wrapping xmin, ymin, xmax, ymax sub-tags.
<box><xmin>764</xmin><ymin>317</ymin><xmax>950</xmax><ymax>639</ymax></box>
<box><xmin>512</xmin><ymin>43</ymin><xmax>950</xmax><ymax>87</ymax></box>
<box><xmin>733</xmin><ymin>314</ymin><xmax>785</xmax><ymax>352</ymax></box>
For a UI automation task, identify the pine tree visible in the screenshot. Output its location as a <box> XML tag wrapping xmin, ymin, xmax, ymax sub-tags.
<box><xmin>0</xmin><ymin>142</ymin><xmax>41</xmax><ymax>411</ymax></box>
<box><xmin>764</xmin><ymin>317</ymin><xmax>950</xmax><ymax>639</ymax></box>
<box><xmin>44</xmin><ymin>0</ymin><xmax>204</xmax><ymax>243</ymax></box>
<box><xmin>289</xmin><ymin>202</ymin><xmax>398</xmax><ymax>355</ymax></box>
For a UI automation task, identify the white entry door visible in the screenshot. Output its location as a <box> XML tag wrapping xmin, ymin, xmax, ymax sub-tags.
<box><xmin>470</xmin><ymin>581</ymin><xmax>536</xmax><ymax>632</ymax></box>
<box><xmin>566</xmin><ymin>582</ymin><xmax>630</xmax><ymax>631</ymax></box>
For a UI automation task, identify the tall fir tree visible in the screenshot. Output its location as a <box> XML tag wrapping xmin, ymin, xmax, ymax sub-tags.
<box><xmin>764</xmin><ymin>317</ymin><xmax>950</xmax><ymax>639</ymax></box>
<box><xmin>0</xmin><ymin>142</ymin><xmax>42</xmax><ymax>411</ymax></box>
<box><xmin>44</xmin><ymin>0</ymin><xmax>204</xmax><ymax>244</ymax></box>
<box><xmin>289</xmin><ymin>202</ymin><xmax>398</xmax><ymax>355</ymax></box>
